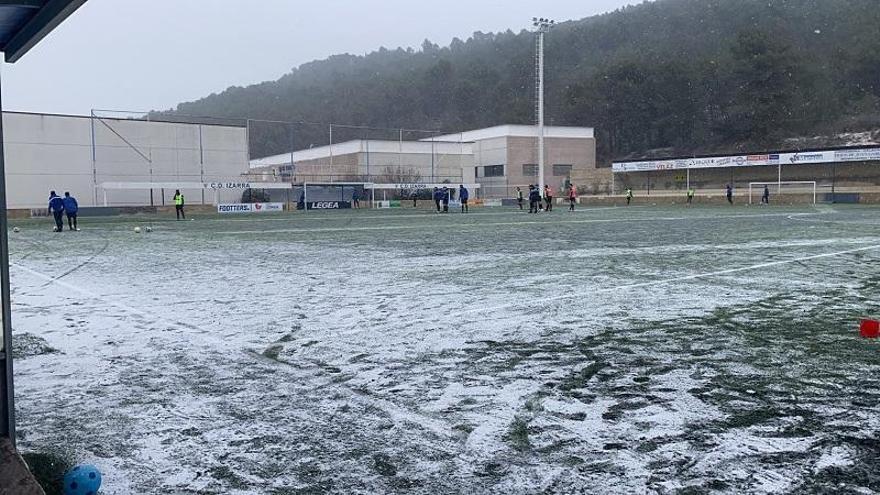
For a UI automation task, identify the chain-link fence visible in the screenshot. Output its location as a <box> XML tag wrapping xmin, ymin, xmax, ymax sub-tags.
<box><xmin>245</xmin><ymin>119</ymin><xmax>468</xmax><ymax>186</ymax></box>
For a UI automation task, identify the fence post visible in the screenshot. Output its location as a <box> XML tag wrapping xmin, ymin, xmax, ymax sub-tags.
<box><xmin>329</xmin><ymin>124</ymin><xmax>334</xmax><ymax>183</ymax></box>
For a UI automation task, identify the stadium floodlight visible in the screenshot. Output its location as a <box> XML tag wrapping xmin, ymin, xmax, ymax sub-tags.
<box><xmin>532</xmin><ymin>17</ymin><xmax>554</xmax><ymax>194</ymax></box>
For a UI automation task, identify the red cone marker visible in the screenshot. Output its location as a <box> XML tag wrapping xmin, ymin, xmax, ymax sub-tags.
<box><xmin>860</xmin><ymin>319</ymin><xmax>880</xmax><ymax>339</ymax></box>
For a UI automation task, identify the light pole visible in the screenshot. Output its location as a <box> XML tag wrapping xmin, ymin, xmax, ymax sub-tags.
<box><xmin>533</xmin><ymin>17</ymin><xmax>554</xmax><ymax>195</ymax></box>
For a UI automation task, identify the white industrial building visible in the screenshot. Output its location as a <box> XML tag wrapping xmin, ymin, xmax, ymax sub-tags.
<box><xmin>249</xmin><ymin>125</ymin><xmax>602</xmax><ymax>198</ymax></box>
<box><xmin>2</xmin><ymin>111</ymin><xmax>249</xmax><ymax>209</ymax></box>
<box><xmin>250</xmin><ymin>138</ymin><xmax>473</xmax><ymax>184</ymax></box>
<box><xmin>1</xmin><ymin>115</ymin><xmax>605</xmax><ymax>208</ymax></box>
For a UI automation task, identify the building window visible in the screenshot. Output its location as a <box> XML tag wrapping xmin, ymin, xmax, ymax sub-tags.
<box><xmin>522</xmin><ymin>164</ymin><xmax>538</xmax><ymax>176</ymax></box>
<box><xmin>484</xmin><ymin>165</ymin><xmax>505</xmax><ymax>177</ymax></box>
<box><xmin>553</xmin><ymin>164</ymin><xmax>573</xmax><ymax>177</ymax></box>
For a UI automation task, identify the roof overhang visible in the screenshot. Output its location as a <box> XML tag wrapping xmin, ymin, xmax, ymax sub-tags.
<box><xmin>0</xmin><ymin>0</ymin><xmax>87</xmax><ymax>63</ymax></box>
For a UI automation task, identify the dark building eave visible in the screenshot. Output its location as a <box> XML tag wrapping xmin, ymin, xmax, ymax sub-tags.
<box><xmin>0</xmin><ymin>0</ymin><xmax>87</xmax><ymax>63</ymax></box>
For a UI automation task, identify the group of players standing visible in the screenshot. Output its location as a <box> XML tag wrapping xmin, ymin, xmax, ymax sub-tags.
<box><xmin>516</xmin><ymin>184</ymin><xmax>578</xmax><ymax>213</ymax></box>
<box><xmin>432</xmin><ymin>185</ymin><xmax>470</xmax><ymax>213</ymax></box>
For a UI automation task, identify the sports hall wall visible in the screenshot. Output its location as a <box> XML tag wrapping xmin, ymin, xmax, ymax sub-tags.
<box><xmin>2</xmin><ymin>112</ymin><xmax>248</xmax><ymax>209</ymax></box>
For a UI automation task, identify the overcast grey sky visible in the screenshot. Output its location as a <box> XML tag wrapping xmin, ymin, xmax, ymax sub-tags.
<box><xmin>1</xmin><ymin>0</ymin><xmax>640</xmax><ymax>116</ymax></box>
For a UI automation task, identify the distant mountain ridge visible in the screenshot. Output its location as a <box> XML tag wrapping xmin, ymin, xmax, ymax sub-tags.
<box><xmin>155</xmin><ymin>0</ymin><xmax>880</xmax><ymax>163</ymax></box>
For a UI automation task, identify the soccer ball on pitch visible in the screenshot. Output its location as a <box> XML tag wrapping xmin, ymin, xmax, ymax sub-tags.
<box><xmin>63</xmin><ymin>464</ymin><xmax>102</xmax><ymax>495</ymax></box>
<box><xmin>145</xmin><ymin>226</ymin><xmax>153</xmax><ymax>233</ymax></box>
<box><xmin>52</xmin><ymin>226</ymin><xmax>59</xmax><ymax>232</ymax></box>
<box><xmin>12</xmin><ymin>227</ymin><xmax>20</xmax><ymax>233</ymax></box>
<box><xmin>134</xmin><ymin>226</ymin><xmax>142</xmax><ymax>234</ymax></box>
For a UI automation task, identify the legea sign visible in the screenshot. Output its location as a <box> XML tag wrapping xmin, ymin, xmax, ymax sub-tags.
<box><xmin>217</xmin><ymin>203</ymin><xmax>283</xmax><ymax>214</ymax></box>
<box><xmin>306</xmin><ymin>201</ymin><xmax>352</xmax><ymax>210</ymax></box>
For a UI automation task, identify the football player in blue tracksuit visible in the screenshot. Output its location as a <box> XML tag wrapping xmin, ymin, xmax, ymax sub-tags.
<box><xmin>459</xmin><ymin>185</ymin><xmax>469</xmax><ymax>213</ymax></box>
<box><xmin>63</xmin><ymin>192</ymin><xmax>80</xmax><ymax>231</ymax></box>
<box><xmin>48</xmin><ymin>191</ymin><xmax>65</xmax><ymax>232</ymax></box>
<box><xmin>528</xmin><ymin>185</ymin><xmax>541</xmax><ymax>213</ymax></box>
<box><xmin>433</xmin><ymin>187</ymin><xmax>441</xmax><ymax>213</ymax></box>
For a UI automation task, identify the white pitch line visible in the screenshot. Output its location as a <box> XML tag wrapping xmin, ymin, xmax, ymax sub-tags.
<box><xmin>459</xmin><ymin>243</ymin><xmax>880</xmax><ymax>316</ymax></box>
<box><xmin>44</xmin><ymin>206</ymin><xmax>642</xmax><ymax>230</ymax></box>
<box><xmin>197</xmin><ymin>206</ymin><xmax>632</xmax><ymax>224</ymax></box>
<box><xmin>330</xmin><ymin>242</ymin><xmax>880</xmax><ymax>337</ymax></box>
<box><xmin>216</xmin><ymin>212</ymin><xmax>818</xmax><ymax>235</ymax></box>
<box><xmin>787</xmin><ymin>214</ymin><xmax>880</xmax><ymax>227</ymax></box>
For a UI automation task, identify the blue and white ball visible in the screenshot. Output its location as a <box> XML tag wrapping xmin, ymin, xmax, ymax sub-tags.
<box><xmin>63</xmin><ymin>464</ymin><xmax>102</xmax><ymax>495</ymax></box>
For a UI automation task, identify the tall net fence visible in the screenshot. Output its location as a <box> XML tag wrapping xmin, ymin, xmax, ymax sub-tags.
<box><xmin>245</xmin><ymin>120</ymin><xmax>468</xmax><ymax>186</ymax></box>
<box><xmin>612</xmin><ymin>157</ymin><xmax>880</xmax><ymax>203</ymax></box>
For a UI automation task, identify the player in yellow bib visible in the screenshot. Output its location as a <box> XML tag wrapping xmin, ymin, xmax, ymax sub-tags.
<box><xmin>174</xmin><ymin>190</ymin><xmax>185</xmax><ymax>220</ymax></box>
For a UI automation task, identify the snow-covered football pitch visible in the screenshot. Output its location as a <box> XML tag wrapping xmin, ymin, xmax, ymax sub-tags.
<box><xmin>8</xmin><ymin>204</ymin><xmax>880</xmax><ymax>494</ymax></box>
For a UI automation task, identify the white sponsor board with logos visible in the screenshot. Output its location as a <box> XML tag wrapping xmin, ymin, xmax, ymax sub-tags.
<box><xmin>834</xmin><ymin>148</ymin><xmax>880</xmax><ymax>162</ymax></box>
<box><xmin>218</xmin><ymin>203</ymin><xmax>284</xmax><ymax>214</ymax></box>
<box><xmin>612</xmin><ymin>147</ymin><xmax>880</xmax><ymax>173</ymax></box>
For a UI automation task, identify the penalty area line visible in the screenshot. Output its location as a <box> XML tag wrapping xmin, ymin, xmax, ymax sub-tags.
<box><xmin>332</xmin><ymin>241</ymin><xmax>880</xmax><ymax>337</ymax></box>
<box><xmin>215</xmin><ymin>211</ymin><xmax>819</xmax><ymax>236</ymax></box>
<box><xmin>462</xmin><ymin>243</ymin><xmax>880</xmax><ymax>317</ymax></box>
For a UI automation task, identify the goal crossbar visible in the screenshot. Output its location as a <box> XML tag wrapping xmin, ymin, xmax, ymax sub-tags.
<box><xmin>367</xmin><ymin>182</ymin><xmax>481</xmax><ymax>206</ymax></box>
<box><xmin>298</xmin><ymin>182</ymin><xmax>482</xmax><ymax>208</ymax></box>
<box><xmin>98</xmin><ymin>181</ymin><xmax>292</xmax><ymax>206</ymax></box>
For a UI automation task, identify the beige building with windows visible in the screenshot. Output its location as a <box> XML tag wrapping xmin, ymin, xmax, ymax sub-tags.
<box><xmin>249</xmin><ymin>125</ymin><xmax>606</xmax><ymax>198</ymax></box>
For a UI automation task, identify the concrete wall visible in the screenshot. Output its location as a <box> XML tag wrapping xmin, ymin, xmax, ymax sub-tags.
<box><xmin>3</xmin><ymin>112</ymin><xmax>248</xmax><ymax>209</ymax></box>
<box><xmin>4</xmin><ymin>112</ymin><xmax>93</xmax><ymax>210</ymax></box>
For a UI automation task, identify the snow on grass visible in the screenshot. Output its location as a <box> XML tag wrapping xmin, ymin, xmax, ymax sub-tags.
<box><xmin>8</xmin><ymin>205</ymin><xmax>880</xmax><ymax>493</ymax></box>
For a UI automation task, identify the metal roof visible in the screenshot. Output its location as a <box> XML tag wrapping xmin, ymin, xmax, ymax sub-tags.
<box><xmin>427</xmin><ymin>124</ymin><xmax>594</xmax><ymax>143</ymax></box>
<box><xmin>0</xmin><ymin>0</ymin><xmax>86</xmax><ymax>63</ymax></box>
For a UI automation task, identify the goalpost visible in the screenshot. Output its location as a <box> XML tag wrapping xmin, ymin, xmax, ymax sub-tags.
<box><xmin>748</xmin><ymin>181</ymin><xmax>817</xmax><ymax>205</ymax></box>
<box><xmin>296</xmin><ymin>182</ymin><xmax>482</xmax><ymax>210</ymax></box>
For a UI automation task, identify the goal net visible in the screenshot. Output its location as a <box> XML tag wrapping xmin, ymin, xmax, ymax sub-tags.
<box><xmin>299</xmin><ymin>182</ymin><xmax>370</xmax><ymax>210</ymax></box>
<box><xmin>368</xmin><ymin>182</ymin><xmax>481</xmax><ymax>209</ymax></box>
<box><xmin>748</xmin><ymin>181</ymin><xmax>817</xmax><ymax>205</ymax></box>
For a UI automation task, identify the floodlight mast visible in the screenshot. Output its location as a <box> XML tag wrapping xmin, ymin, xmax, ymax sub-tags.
<box><xmin>533</xmin><ymin>18</ymin><xmax>554</xmax><ymax>196</ymax></box>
